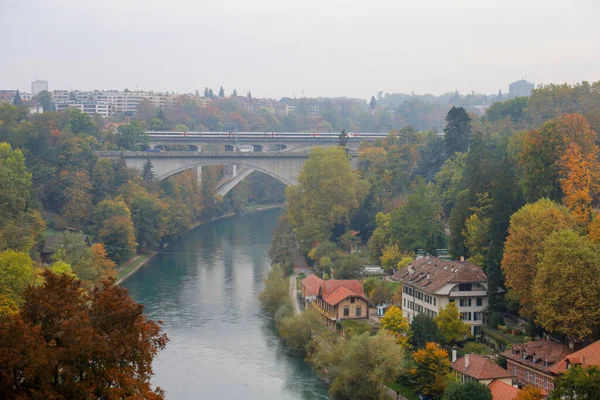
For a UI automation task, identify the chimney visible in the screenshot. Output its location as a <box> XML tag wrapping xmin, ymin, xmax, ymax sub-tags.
<box><xmin>460</xmin><ymin>256</ymin><xmax>465</xmax><ymax>262</ymax></box>
<box><xmin>426</xmin><ymin>273</ymin><xmax>430</xmax><ymax>280</ymax></box>
<box><xmin>452</xmin><ymin>348</ymin><xmax>457</xmax><ymax>363</ymax></box>
<box><xmin>465</xmin><ymin>353</ymin><xmax>470</xmax><ymax>369</ymax></box>
<box><xmin>408</xmin><ymin>265</ymin><xmax>414</xmax><ymax>275</ymax></box>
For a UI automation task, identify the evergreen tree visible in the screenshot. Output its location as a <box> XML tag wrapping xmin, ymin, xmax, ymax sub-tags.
<box><xmin>338</xmin><ymin>129</ymin><xmax>349</xmax><ymax>149</ymax></box>
<box><xmin>12</xmin><ymin>90</ymin><xmax>22</xmax><ymax>106</ymax></box>
<box><xmin>444</xmin><ymin>106</ymin><xmax>472</xmax><ymax>157</ymax></box>
<box><xmin>486</xmin><ymin>239</ymin><xmax>504</xmax><ymax>313</ymax></box>
<box><xmin>208</xmin><ymin>89</ymin><xmax>214</xmax><ymax>98</ymax></box>
<box><xmin>142</xmin><ymin>159</ymin><xmax>155</xmax><ymax>182</ymax></box>
<box><xmin>218</xmin><ymin>87</ymin><xmax>225</xmax><ymax>97</ymax></box>
<box><xmin>497</xmin><ymin>89</ymin><xmax>503</xmax><ymax>101</ymax></box>
<box><xmin>369</xmin><ymin>96</ymin><xmax>377</xmax><ymax>110</ymax></box>
<box><xmin>448</xmin><ymin>189</ymin><xmax>470</xmax><ymax>259</ymax></box>
<box><xmin>247</xmin><ymin>90</ymin><xmax>252</xmax><ymax>99</ymax></box>
<box><xmin>203</xmin><ymin>87</ymin><xmax>209</xmax><ymax>97</ymax></box>
<box><xmin>231</xmin><ymin>89</ymin><xmax>238</xmax><ymax>97</ymax></box>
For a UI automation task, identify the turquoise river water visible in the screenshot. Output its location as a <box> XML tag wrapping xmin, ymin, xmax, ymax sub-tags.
<box><xmin>123</xmin><ymin>208</ymin><xmax>330</xmax><ymax>399</ymax></box>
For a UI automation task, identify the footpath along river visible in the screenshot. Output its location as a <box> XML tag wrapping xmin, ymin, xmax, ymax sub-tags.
<box><xmin>123</xmin><ymin>208</ymin><xmax>329</xmax><ymax>399</ymax></box>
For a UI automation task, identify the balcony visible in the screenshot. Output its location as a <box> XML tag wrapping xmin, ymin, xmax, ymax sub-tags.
<box><xmin>449</xmin><ymin>290</ymin><xmax>487</xmax><ymax>297</ymax></box>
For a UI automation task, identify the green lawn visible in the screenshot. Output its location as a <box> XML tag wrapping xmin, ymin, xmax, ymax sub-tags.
<box><xmin>386</xmin><ymin>382</ymin><xmax>419</xmax><ymax>400</ymax></box>
<box><xmin>116</xmin><ymin>252</ymin><xmax>155</xmax><ymax>281</ymax></box>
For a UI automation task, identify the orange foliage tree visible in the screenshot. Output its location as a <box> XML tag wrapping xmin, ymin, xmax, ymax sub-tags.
<box><xmin>409</xmin><ymin>342</ymin><xmax>451</xmax><ymax>398</ymax></box>
<box><xmin>0</xmin><ymin>270</ymin><xmax>167</xmax><ymax>399</ymax></box>
<box><xmin>560</xmin><ymin>143</ymin><xmax>599</xmax><ymax>223</ymax></box>
<box><xmin>516</xmin><ymin>386</ymin><xmax>545</xmax><ymax>400</ymax></box>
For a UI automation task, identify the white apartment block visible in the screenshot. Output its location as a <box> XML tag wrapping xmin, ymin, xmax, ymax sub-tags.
<box><xmin>55</xmin><ymin>101</ymin><xmax>113</xmax><ymax>118</ymax></box>
<box><xmin>96</xmin><ymin>91</ymin><xmax>176</xmax><ymax>114</ymax></box>
<box><xmin>31</xmin><ymin>80</ymin><xmax>48</xmax><ymax>95</ymax></box>
<box><xmin>394</xmin><ymin>256</ymin><xmax>490</xmax><ymax>337</ymax></box>
<box><xmin>52</xmin><ymin>90</ymin><xmax>70</xmax><ymax>103</ymax></box>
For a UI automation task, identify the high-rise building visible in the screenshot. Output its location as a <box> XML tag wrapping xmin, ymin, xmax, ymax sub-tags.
<box><xmin>508</xmin><ymin>79</ymin><xmax>534</xmax><ymax>98</ymax></box>
<box><xmin>31</xmin><ymin>80</ymin><xmax>48</xmax><ymax>95</ymax></box>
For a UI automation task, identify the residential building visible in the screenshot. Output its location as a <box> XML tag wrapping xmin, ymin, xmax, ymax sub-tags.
<box><xmin>52</xmin><ymin>90</ymin><xmax>70</xmax><ymax>103</ymax></box>
<box><xmin>31</xmin><ymin>79</ymin><xmax>48</xmax><ymax>95</ymax></box>
<box><xmin>301</xmin><ymin>278</ymin><xmax>370</xmax><ymax>329</ymax></box>
<box><xmin>55</xmin><ymin>101</ymin><xmax>113</xmax><ymax>118</ymax></box>
<box><xmin>0</xmin><ymin>90</ymin><xmax>17</xmax><ymax>103</ymax></box>
<box><xmin>501</xmin><ymin>339</ymin><xmax>573</xmax><ymax>392</ymax></box>
<box><xmin>548</xmin><ymin>339</ymin><xmax>600</xmax><ymax>376</ymax></box>
<box><xmin>451</xmin><ymin>352</ymin><xmax>513</xmax><ymax>385</ymax></box>
<box><xmin>488</xmin><ymin>380</ymin><xmax>521</xmax><ymax>400</ymax></box>
<box><xmin>19</xmin><ymin>92</ymin><xmax>33</xmax><ymax>102</ymax></box>
<box><xmin>29</xmin><ymin>105</ymin><xmax>43</xmax><ymax>114</ymax></box>
<box><xmin>393</xmin><ymin>256</ymin><xmax>490</xmax><ymax>336</ymax></box>
<box><xmin>508</xmin><ymin>79</ymin><xmax>534</xmax><ymax>98</ymax></box>
<box><xmin>41</xmin><ymin>233</ymin><xmax>91</xmax><ymax>263</ymax></box>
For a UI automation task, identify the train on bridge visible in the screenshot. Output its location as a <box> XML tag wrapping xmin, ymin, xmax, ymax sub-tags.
<box><xmin>146</xmin><ymin>131</ymin><xmax>387</xmax><ymax>139</ymax></box>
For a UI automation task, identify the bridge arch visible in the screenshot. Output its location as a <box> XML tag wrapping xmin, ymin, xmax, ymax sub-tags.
<box><xmin>155</xmin><ymin>160</ymin><xmax>295</xmax><ymax>187</ymax></box>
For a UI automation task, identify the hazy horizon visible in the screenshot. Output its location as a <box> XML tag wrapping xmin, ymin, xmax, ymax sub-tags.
<box><xmin>2</xmin><ymin>0</ymin><xmax>599</xmax><ymax>100</ymax></box>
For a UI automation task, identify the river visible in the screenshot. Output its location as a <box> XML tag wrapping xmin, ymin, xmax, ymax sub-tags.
<box><xmin>123</xmin><ymin>208</ymin><xmax>330</xmax><ymax>400</ymax></box>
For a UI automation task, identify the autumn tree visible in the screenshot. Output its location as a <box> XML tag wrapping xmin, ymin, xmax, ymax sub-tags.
<box><xmin>501</xmin><ymin>199</ymin><xmax>578</xmax><ymax>317</ymax></box>
<box><xmin>550</xmin><ymin>366</ymin><xmax>600</xmax><ymax>400</ymax></box>
<box><xmin>117</xmin><ymin>120</ymin><xmax>148</xmax><ymax>150</ymax></box>
<box><xmin>410</xmin><ymin>342</ymin><xmax>451</xmax><ymax>399</ymax></box>
<box><xmin>92</xmin><ymin>196</ymin><xmax>137</xmax><ymax>264</ymax></box>
<box><xmin>380</xmin><ymin>305</ymin><xmax>411</xmax><ymax>347</ymax></box>
<box><xmin>560</xmin><ymin>142</ymin><xmax>598</xmax><ymax>223</ymax></box>
<box><xmin>444</xmin><ymin>106</ymin><xmax>472</xmax><ymax>157</ymax></box>
<box><xmin>368</xmin><ymin>279</ymin><xmax>394</xmax><ymax>305</ymax></box>
<box><xmin>532</xmin><ymin>230</ymin><xmax>600</xmax><ymax>341</ymax></box>
<box><xmin>516</xmin><ymin>386</ymin><xmax>545</xmax><ymax>400</ymax></box>
<box><xmin>411</xmin><ymin>313</ymin><xmax>442</xmax><ymax>349</ymax></box>
<box><xmin>120</xmin><ymin>179</ymin><xmax>166</xmax><ymax>250</ymax></box>
<box><xmin>0</xmin><ymin>142</ymin><xmax>31</xmax><ymax>222</ymax></box>
<box><xmin>52</xmin><ymin>232</ymin><xmax>116</xmax><ymax>283</ymax></box>
<box><xmin>286</xmin><ymin>146</ymin><xmax>369</xmax><ymax>248</ymax></box>
<box><xmin>62</xmin><ymin>170</ymin><xmax>93</xmax><ymax>228</ymax></box>
<box><xmin>435</xmin><ymin>302</ymin><xmax>471</xmax><ymax>344</ymax></box>
<box><xmin>0</xmin><ymin>270</ymin><xmax>168</xmax><ymax>399</ymax></box>
<box><xmin>258</xmin><ymin>264</ymin><xmax>289</xmax><ymax>315</ymax></box>
<box><xmin>0</xmin><ymin>250</ymin><xmax>37</xmax><ymax>306</ymax></box>
<box><xmin>329</xmin><ymin>331</ymin><xmax>405</xmax><ymax>400</ymax></box>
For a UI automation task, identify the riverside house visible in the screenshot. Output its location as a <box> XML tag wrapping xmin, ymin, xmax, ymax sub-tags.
<box><xmin>300</xmin><ymin>277</ymin><xmax>369</xmax><ymax>329</ymax></box>
<box><xmin>501</xmin><ymin>338</ymin><xmax>600</xmax><ymax>393</ymax></box>
<box><xmin>394</xmin><ymin>256</ymin><xmax>490</xmax><ymax>336</ymax></box>
<box><xmin>451</xmin><ymin>352</ymin><xmax>514</xmax><ymax>386</ymax></box>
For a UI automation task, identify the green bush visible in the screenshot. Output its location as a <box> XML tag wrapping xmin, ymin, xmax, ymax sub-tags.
<box><xmin>488</xmin><ymin>312</ymin><xmax>505</xmax><ymax>329</ymax></box>
<box><xmin>464</xmin><ymin>342</ymin><xmax>494</xmax><ymax>355</ymax></box>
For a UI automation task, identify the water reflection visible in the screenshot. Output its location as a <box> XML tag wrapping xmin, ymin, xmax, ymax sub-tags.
<box><xmin>123</xmin><ymin>208</ymin><xmax>329</xmax><ymax>399</ymax></box>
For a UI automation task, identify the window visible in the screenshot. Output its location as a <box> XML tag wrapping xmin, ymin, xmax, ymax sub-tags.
<box><xmin>403</xmin><ymin>298</ymin><xmax>406</xmax><ymax>307</ymax></box>
<box><xmin>476</xmin><ymin>298</ymin><xmax>482</xmax><ymax>306</ymax></box>
<box><xmin>344</xmin><ymin>306</ymin><xmax>349</xmax><ymax>316</ymax></box>
<box><xmin>459</xmin><ymin>283</ymin><xmax>472</xmax><ymax>291</ymax></box>
<box><xmin>474</xmin><ymin>312</ymin><xmax>482</xmax><ymax>321</ymax></box>
<box><xmin>473</xmin><ymin>326</ymin><xmax>481</xmax><ymax>336</ymax></box>
<box><xmin>449</xmin><ymin>298</ymin><xmax>455</xmax><ymax>303</ymax></box>
<box><xmin>356</xmin><ymin>306</ymin><xmax>362</xmax><ymax>317</ymax></box>
<box><xmin>350</xmin><ymin>298</ymin><xmax>355</xmax><ymax>304</ymax></box>
<box><xmin>434</xmin><ymin>297</ymin><xmax>436</xmax><ymax>306</ymax></box>
<box><xmin>459</xmin><ymin>298</ymin><xmax>472</xmax><ymax>307</ymax></box>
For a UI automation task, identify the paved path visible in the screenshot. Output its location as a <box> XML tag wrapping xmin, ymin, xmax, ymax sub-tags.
<box><xmin>289</xmin><ymin>270</ymin><xmax>302</xmax><ymax>315</ymax></box>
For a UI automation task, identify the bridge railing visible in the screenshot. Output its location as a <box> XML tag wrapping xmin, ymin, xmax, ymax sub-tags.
<box><xmin>93</xmin><ymin>151</ymin><xmax>316</xmax><ymax>158</ymax></box>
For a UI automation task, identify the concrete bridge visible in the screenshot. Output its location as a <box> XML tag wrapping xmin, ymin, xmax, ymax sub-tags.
<box><xmin>95</xmin><ymin>151</ymin><xmax>359</xmax><ymax>197</ymax></box>
<box><xmin>146</xmin><ymin>131</ymin><xmax>385</xmax><ymax>152</ymax></box>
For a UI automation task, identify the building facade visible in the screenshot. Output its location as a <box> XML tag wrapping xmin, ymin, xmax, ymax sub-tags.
<box><xmin>501</xmin><ymin>339</ymin><xmax>573</xmax><ymax>392</ymax></box>
<box><xmin>508</xmin><ymin>79</ymin><xmax>534</xmax><ymax>98</ymax></box>
<box><xmin>31</xmin><ymin>80</ymin><xmax>48</xmax><ymax>95</ymax></box>
<box><xmin>55</xmin><ymin>101</ymin><xmax>113</xmax><ymax>118</ymax></box>
<box><xmin>301</xmin><ymin>278</ymin><xmax>370</xmax><ymax>330</ymax></box>
<box><xmin>394</xmin><ymin>256</ymin><xmax>490</xmax><ymax>336</ymax></box>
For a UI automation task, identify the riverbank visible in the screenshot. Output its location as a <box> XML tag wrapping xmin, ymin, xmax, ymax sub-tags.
<box><xmin>116</xmin><ymin>203</ymin><xmax>283</xmax><ymax>284</ymax></box>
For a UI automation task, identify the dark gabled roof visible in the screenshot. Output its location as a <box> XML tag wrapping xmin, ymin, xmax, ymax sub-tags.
<box><xmin>393</xmin><ymin>256</ymin><xmax>487</xmax><ymax>293</ymax></box>
<box><xmin>42</xmin><ymin>233</ymin><xmax>90</xmax><ymax>254</ymax></box>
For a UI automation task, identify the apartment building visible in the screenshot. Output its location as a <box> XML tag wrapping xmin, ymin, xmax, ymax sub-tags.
<box><xmin>55</xmin><ymin>101</ymin><xmax>113</xmax><ymax>118</ymax></box>
<box><xmin>31</xmin><ymin>80</ymin><xmax>48</xmax><ymax>95</ymax></box>
<box><xmin>393</xmin><ymin>256</ymin><xmax>489</xmax><ymax>336</ymax></box>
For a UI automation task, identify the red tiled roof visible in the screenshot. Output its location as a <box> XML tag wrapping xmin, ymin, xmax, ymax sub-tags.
<box><xmin>301</xmin><ymin>275</ymin><xmax>324</xmax><ymax>296</ymax></box>
<box><xmin>549</xmin><ymin>339</ymin><xmax>600</xmax><ymax>374</ymax></box>
<box><xmin>320</xmin><ymin>279</ymin><xmax>365</xmax><ymax>298</ymax></box>
<box><xmin>393</xmin><ymin>256</ymin><xmax>487</xmax><ymax>293</ymax></box>
<box><xmin>451</xmin><ymin>353</ymin><xmax>514</xmax><ymax>380</ymax></box>
<box><xmin>488</xmin><ymin>380</ymin><xmax>520</xmax><ymax>400</ymax></box>
<box><xmin>323</xmin><ymin>286</ymin><xmax>367</xmax><ymax>306</ymax></box>
<box><xmin>501</xmin><ymin>339</ymin><xmax>574</xmax><ymax>375</ymax></box>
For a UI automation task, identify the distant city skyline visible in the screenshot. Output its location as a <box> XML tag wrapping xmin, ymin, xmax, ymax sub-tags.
<box><xmin>1</xmin><ymin>0</ymin><xmax>599</xmax><ymax>100</ymax></box>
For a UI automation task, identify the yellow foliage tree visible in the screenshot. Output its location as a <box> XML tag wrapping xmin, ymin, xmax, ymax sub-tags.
<box><xmin>532</xmin><ymin>230</ymin><xmax>600</xmax><ymax>342</ymax></box>
<box><xmin>501</xmin><ymin>199</ymin><xmax>578</xmax><ymax>318</ymax></box>
<box><xmin>587</xmin><ymin>213</ymin><xmax>600</xmax><ymax>243</ymax></box>
<box><xmin>434</xmin><ymin>302</ymin><xmax>471</xmax><ymax>344</ymax></box>
<box><xmin>380</xmin><ymin>305</ymin><xmax>411</xmax><ymax>347</ymax></box>
<box><xmin>410</xmin><ymin>342</ymin><xmax>451</xmax><ymax>398</ymax></box>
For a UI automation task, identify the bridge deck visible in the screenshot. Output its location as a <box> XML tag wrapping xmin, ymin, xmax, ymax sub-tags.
<box><xmin>94</xmin><ymin>151</ymin><xmax>356</xmax><ymax>158</ymax></box>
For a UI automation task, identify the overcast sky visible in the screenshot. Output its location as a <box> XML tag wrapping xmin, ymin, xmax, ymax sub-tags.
<box><xmin>1</xmin><ymin>0</ymin><xmax>599</xmax><ymax>99</ymax></box>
